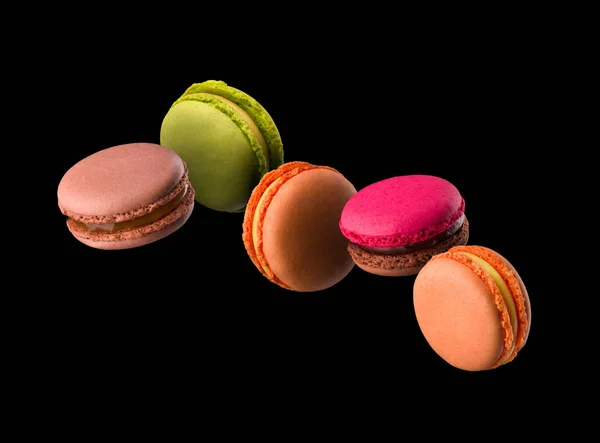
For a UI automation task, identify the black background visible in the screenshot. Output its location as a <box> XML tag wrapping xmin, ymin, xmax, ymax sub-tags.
<box><xmin>46</xmin><ymin>22</ymin><xmax>550</xmax><ymax>389</ymax></box>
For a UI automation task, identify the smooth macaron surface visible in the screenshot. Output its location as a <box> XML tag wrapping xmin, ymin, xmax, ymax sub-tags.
<box><xmin>58</xmin><ymin>143</ymin><xmax>184</xmax><ymax>218</ymax></box>
<box><xmin>413</xmin><ymin>245</ymin><xmax>531</xmax><ymax>371</ymax></box>
<box><xmin>243</xmin><ymin>161</ymin><xmax>357</xmax><ymax>292</ymax></box>
<box><xmin>340</xmin><ymin>175</ymin><xmax>465</xmax><ymax>248</ymax></box>
<box><xmin>58</xmin><ymin>143</ymin><xmax>194</xmax><ymax>250</ymax></box>
<box><xmin>180</xmin><ymin>80</ymin><xmax>284</xmax><ymax>171</ymax></box>
<box><xmin>160</xmin><ymin>80</ymin><xmax>283</xmax><ymax>213</ymax></box>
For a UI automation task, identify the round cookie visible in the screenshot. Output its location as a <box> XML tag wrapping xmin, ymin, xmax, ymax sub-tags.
<box><xmin>340</xmin><ymin>175</ymin><xmax>469</xmax><ymax>276</ymax></box>
<box><xmin>413</xmin><ymin>245</ymin><xmax>531</xmax><ymax>371</ymax></box>
<box><xmin>160</xmin><ymin>80</ymin><xmax>284</xmax><ymax>213</ymax></box>
<box><xmin>57</xmin><ymin>143</ymin><xmax>195</xmax><ymax>250</ymax></box>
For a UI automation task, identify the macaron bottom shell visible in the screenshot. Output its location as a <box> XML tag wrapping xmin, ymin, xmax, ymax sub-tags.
<box><xmin>347</xmin><ymin>218</ymin><xmax>469</xmax><ymax>277</ymax></box>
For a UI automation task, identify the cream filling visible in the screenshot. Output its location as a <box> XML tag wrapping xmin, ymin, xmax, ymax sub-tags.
<box><xmin>457</xmin><ymin>252</ymin><xmax>518</xmax><ymax>358</ymax></box>
<box><xmin>252</xmin><ymin>176</ymin><xmax>284</xmax><ymax>274</ymax></box>
<box><xmin>71</xmin><ymin>185</ymin><xmax>188</xmax><ymax>233</ymax></box>
<box><xmin>197</xmin><ymin>92</ymin><xmax>268</xmax><ymax>168</ymax></box>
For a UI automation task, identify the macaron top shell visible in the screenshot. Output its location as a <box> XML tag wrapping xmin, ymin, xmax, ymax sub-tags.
<box><xmin>414</xmin><ymin>257</ymin><xmax>506</xmax><ymax>371</ymax></box>
<box><xmin>413</xmin><ymin>245</ymin><xmax>531</xmax><ymax>371</ymax></box>
<box><xmin>170</xmin><ymin>91</ymin><xmax>268</xmax><ymax>180</ymax></box>
<box><xmin>179</xmin><ymin>80</ymin><xmax>284</xmax><ymax>172</ymax></box>
<box><xmin>262</xmin><ymin>167</ymin><xmax>356</xmax><ymax>292</ymax></box>
<box><xmin>340</xmin><ymin>175</ymin><xmax>465</xmax><ymax>248</ymax></box>
<box><xmin>161</xmin><ymin>99</ymin><xmax>262</xmax><ymax>212</ymax></box>
<box><xmin>243</xmin><ymin>161</ymin><xmax>357</xmax><ymax>292</ymax></box>
<box><xmin>160</xmin><ymin>80</ymin><xmax>284</xmax><ymax>213</ymax></box>
<box><xmin>243</xmin><ymin>161</ymin><xmax>329</xmax><ymax>287</ymax></box>
<box><xmin>57</xmin><ymin>143</ymin><xmax>184</xmax><ymax>220</ymax></box>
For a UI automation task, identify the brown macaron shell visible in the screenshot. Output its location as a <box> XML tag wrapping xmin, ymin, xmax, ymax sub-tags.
<box><xmin>347</xmin><ymin>218</ymin><xmax>469</xmax><ymax>277</ymax></box>
<box><xmin>243</xmin><ymin>161</ymin><xmax>327</xmax><ymax>287</ymax></box>
<box><xmin>262</xmin><ymin>167</ymin><xmax>356</xmax><ymax>291</ymax></box>
<box><xmin>243</xmin><ymin>161</ymin><xmax>357</xmax><ymax>291</ymax></box>
<box><xmin>448</xmin><ymin>245</ymin><xmax>531</xmax><ymax>363</ymax></box>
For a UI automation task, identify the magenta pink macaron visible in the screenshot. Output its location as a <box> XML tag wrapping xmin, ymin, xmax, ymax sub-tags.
<box><xmin>339</xmin><ymin>175</ymin><xmax>469</xmax><ymax>276</ymax></box>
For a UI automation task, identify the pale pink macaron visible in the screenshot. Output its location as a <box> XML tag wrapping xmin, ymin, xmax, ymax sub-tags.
<box><xmin>339</xmin><ymin>175</ymin><xmax>469</xmax><ymax>276</ymax></box>
<box><xmin>413</xmin><ymin>245</ymin><xmax>531</xmax><ymax>371</ymax></box>
<box><xmin>58</xmin><ymin>143</ymin><xmax>195</xmax><ymax>250</ymax></box>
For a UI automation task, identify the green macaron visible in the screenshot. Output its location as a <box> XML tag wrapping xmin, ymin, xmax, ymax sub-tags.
<box><xmin>160</xmin><ymin>80</ymin><xmax>284</xmax><ymax>213</ymax></box>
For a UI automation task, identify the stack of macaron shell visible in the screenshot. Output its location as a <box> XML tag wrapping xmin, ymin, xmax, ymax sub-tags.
<box><xmin>339</xmin><ymin>175</ymin><xmax>469</xmax><ymax>276</ymax></box>
<box><xmin>57</xmin><ymin>143</ymin><xmax>195</xmax><ymax>250</ymax></box>
<box><xmin>413</xmin><ymin>245</ymin><xmax>531</xmax><ymax>371</ymax></box>
<box><xmin>243</xmin><ymin>161</ymin><xmax>357</xmax><ymax>292</ymax></box>
<box><xmin>160</xmin><ymin>80</ymin><xmax>284</xmax><ymax>213</ymax></box>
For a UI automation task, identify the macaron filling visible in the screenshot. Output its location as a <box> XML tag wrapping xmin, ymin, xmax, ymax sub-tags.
<box><xmin>359</xmin><ymin>215</ymin><xmax>466</xmax><ymax>254</ymax></box>
<box><xmin>71</xmin><ymin>185</ymin><xmax>188</xmax><ymax>233</ymax></box>
<box><xmin>195</xmin><ymin>92</ymin><xmax>269</xmax><ymax>169</ymax></box>
<box><xmin>457</xmin><ymin>251</ymin><xmax>518</xmax><ymax>357</ymax></box>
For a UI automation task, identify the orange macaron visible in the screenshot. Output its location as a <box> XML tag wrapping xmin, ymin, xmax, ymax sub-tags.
<box><xmin>413</xmin><ymin>245</ymin><xmax>531</xmax><ymax>371</ymax></box>
<box><xmin>242</xmin><ymin>161</ymin><xmax>357</xmax><ymax>292</ymax></box>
